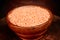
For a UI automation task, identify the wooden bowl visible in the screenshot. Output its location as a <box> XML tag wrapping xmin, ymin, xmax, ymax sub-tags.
<box><xmin>6</xmin><ymin>5</ymin><xmax>53</xmax><ymax>40</ymax></box>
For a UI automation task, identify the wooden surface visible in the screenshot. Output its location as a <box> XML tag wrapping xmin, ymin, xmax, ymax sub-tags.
<box><xmin>0</xmin><ymin>15</ymin><xmax>60</xmax><ymax>40</ymax></box>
